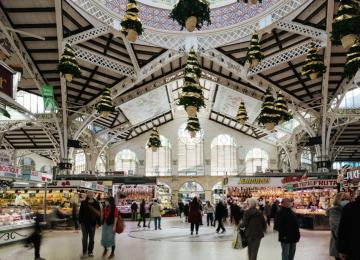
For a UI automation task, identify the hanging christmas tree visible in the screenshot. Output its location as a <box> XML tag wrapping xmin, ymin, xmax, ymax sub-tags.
<box><xmin>240</xmin><ymin>0</ymin><xmax>262</xmax><ymax>4</ymax></box>
<box><xmin>301</xmin><ymin>44</ymin><xmax>327</xmax><ymax>80</ymax></box>
<box><xmin>344</xmin><ymin>40</ymin><xmax>360</xmax><ymax>79</ymax></box>
<box><xmin>258</xmin><ymin>88</ymin><xmax>280</xmax><ymax>131</ymax></box>
<box><xmin>186</xmin><ymin>116</ymin><xmax>200</xmax><ymax>138</ymax></box>
<box><xmin>170</xmin><ymin>0</ymin><xmax>211</xmax><ymax>32</ymax></box>
<box><xmin>236</xmin><ymin>102</ymin><xmax>248</xmax><ymax>124</ymax></box>
<box><xmin>121</xmin><ymin>0</ymin><xmax>143</xmax><ymax>42</ymax></box>
<box><xmin>147</xmin><ymin>127</ymin><xmax>161</xmax><ymax>152</ymax></box>
<box><xmin>332</xmin><ymin>0</ymin><xmax>360</xmax><ymax>49</ymax></box>
<box><xmin>178</xmin><ymin>48</ymin><xmax>205</xmax><ymax>117</ymax></box>
<box><xmin>246</xmin><ymin>33</ymin><xmax>264</xmax><ymax>67</ymax></box>
<box><xmin>96</xmin><ymin>88</ymin><xmax>115</xmax><ymax>118</ymax></box>
<box><xmin>274</xmin><ymin>92</ymin><xmax>292</xmax><ymax>124</ymax></box>
<box><xmin>58</xmin><ymin>43</ymin><xmax>81</xmax><ymax>82</ymax></box>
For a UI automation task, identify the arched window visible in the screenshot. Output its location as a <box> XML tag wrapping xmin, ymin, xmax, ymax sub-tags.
<box><xmin>95</xmin><ymin>154</ymin><xmax>106</xmax><ymax>173</ymax></box>
<box><xmin>211</xmin><ymin>134</ymin><xmax>237</xmax><ymax>176</ymax></box>
<box><xmin>18</xmin><ymin>157</ymin><xmax>36</xmax><ymax>173</ymax></box>
<box><xmin>115</xmin><ymin>149</ymin><xmax>138</xmax><ymax>176</ymax></box>
<box><xmin>146</xmin><ymin>135</ymin><xmax>171</xmax><ymax>176</ymax></box>
<box><xmin>245</xmin><ymin>148</ymin><xmax>269</xmax><ymax>174</ymax></box>
<box><xmin>300</xmin><ymin>148</ymin><xmax>312</xmax><ymax>171</ymax></box>
<box><xmin>178</xmin><ymin>123</ymin><xmax>204</xmax><ymax>176</ymax></box>
<box><xmin>74</xmin><ymin>150</ymin><xmax>86</xmax><ymax>174</ymax></box>
<box><xmin>179</xmin><ymin>181</ymin><xmax>205</xmax><ymax>202</ymax></box>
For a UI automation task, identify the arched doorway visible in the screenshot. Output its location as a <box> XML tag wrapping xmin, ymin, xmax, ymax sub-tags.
<box><xmin>212</xmin><ymin>181</ymin><xmax>225</xmax><ymax>203</ymax></box>
<box><xmin>178</xmin><ymin>181</ymin><xmax>205</xmax><ymax>203</ymax></box>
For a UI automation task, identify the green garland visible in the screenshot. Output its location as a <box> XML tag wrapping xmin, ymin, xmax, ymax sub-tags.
<box><xmin>236</xmin><ymin>102</ymin><xmax>248</xmax><ymax>123</ymax></box>
<box><xmin>331</xmin><ymin>0</ymin><xmax>360</xmax><ymax>45</ymax></box>
<box><xmin>344</xmin><ymin>40</ymin><xmax>360</xmax><ymax>79</ymax></box>
<box><xmin>178</xmin><ymin>48</ymin><xmax>205</xmax><ymax>111</ymax></box>
<box><xmin>96</xmin><ymin>88</ymin><xmax>115</xmax><ymax>114</ymax></box>
<box><xmin>58</xmin><ymin>43</ymin><xmax>81</xmax><ymax>77</ymax></box>
<box><xmin>169</xmin><ymin>0</ymin><xmax>211</xmax><ymax>30</ymax></box>
<box><xmin>148</xmin><ymin>128</ymin><xmax>161</xmax><ymax>148</ymax></box>
<box><xmin>301</xmin><ymin>44</ymin><xmax>326</xmax><ymax>77</ymax></box>
<box><xmin>258</xmin><ymin>88</ymin><xmax>280</xmax><ymax>125</ymax></box>
<box><xmin>121</xmin><ymin>0</ymin><xmax>144</xmax><ymax>36</ymax></box>
<box><xmin>274</xmin><ymin>92</ymin><xmax>292</xmax><ymax>123</ymax></box>
<box><xmin>246</xmin><ymin>33</ymin><xmax>264</xmax><ymax>64</ymax></box>
<box><xmin>186</xmin><ymin>116</ymin><xmax>201</xmax><ymax>132</ymax></box>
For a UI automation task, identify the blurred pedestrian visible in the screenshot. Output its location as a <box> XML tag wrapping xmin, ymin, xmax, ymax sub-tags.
<box><xmin>101</xmin><ymin>197</ymin><xmax>118</xmax><ymax>259</ymax></box>
<box><xmin>215</xmin><ymin>199</ymin><xmax>227</xmax><ymax>233</ymax></box>
<box><xmin>188</xmin><ymin>197</ymin><xmax>202</xmax><ymax>235</ymax></box>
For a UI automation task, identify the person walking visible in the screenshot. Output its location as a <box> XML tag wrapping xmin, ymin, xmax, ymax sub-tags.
<box><xmin>71</xmin><ymin>193</ymin><xmax>79</xmax><ymax>233</ymax></box>
<box><xmin>26</xmin><ymin>212</ymin><xmax>44</xmax><ymax>260</ymax></box>
<box><xmin>79</xmin><ymin>191</ymin><xmax>101</xmax><ymax>258</ymax></box>
<box><xmin>204</xmin><ymin>201</ymin><xmax>215</xmax><ymax>226</ymax></box>
<box><xmin>151</xmin><ymin>199</ymin><xmax>162</xmax><ymax>230</ymax></box>
<box><xmin>137</xmin><ymin>199</ymin><xmax>147</xmax><ymax>228</ymax></box>
<box><xmin>130</xmin><ymin>201</ymin><xmax>138</xmax><ymax>221</ymax></box>
<box><xmin>264</xmin><ymin>201</ymin><xmax>272</xmax><ymax>226</ymax></box>
<box><xmin>242</xmin><ymin>198</ymin><xmax>267</xmax><ymax>260</ymax></box>
<box><xmin>327</xmin><ymin>192</ymin><xmax>349</xmax><ymax>260</ymax></box>
<box><xmin>274</xmin><ymin>198</ymin><xmax>300</xmax><ymax>260</ymax></box>
<box><xmin>184</xmin><ymin>202</ymin><xmax>190</xmax><ymax>223</ymax></box>
<box><xmin>188</xmin><ymin>197</ymin><xmax>202</xmax><ymax>235</ymax></box>
<box><xmin>178</xmin><ymin>201</ymin><xmax>185</xmax><ymax>218</ymax></box>
<box><xmin>338</xmin><ymin>191</ymin><xmax>360</xmax><ymax>260</ymax></box>
<box><xmin>215</xmin><ymin>200</ymin><xmax>227</xmax><ymax>233</ymax></box>
<box><xmin>101</xmin><ymin>197</ymin><xmax>118</xmax><ymax>259</ymax></box>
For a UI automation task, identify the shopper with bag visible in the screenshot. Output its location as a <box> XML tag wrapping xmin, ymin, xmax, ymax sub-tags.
<box><xmin>79</xmin><ymin>191</ymin><xmax>101</xmax><ymax>258</ymax></box>
<box><xmin>101</xmin><ymin>196</ymin><xmax>118</xmax><ymax>259</ymax></box>
<box><xmin>242</xmin><ymin>198</ymin><xmax>267</xmax><ymax>260</ymax></box>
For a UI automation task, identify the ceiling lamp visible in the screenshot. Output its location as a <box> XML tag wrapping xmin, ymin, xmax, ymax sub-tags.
<box><xmin>246</xmin><ymin>33</ymin><xmax>264</xmax><ymax>67</ymax></box>
<box><xmin>258</xmin><ymin>88</ymin><xmax>280</xmax><ymax>131</ymax></box>
<box><xmin>121</xmin><ymin>0</ymin><xmax>144</xmax><ymax>42</ymax></box>
<box><xmin>344</xmin><ymin>40</ymin><xmax>360</xmax><ymax>79</ymax></box>
<box><xmin>331</xmin><ymin>0</ymin><xmax>360</xmax><ymax>49</ymax></box>
<box><xmin>301</xmin><ymin>44</ymin><xmax>326</xmax><ymax>80</ymax></box>
<box><xmin>236</xmin><ymin>102</ymin><xmax>248</xmax><ymax>124</ymax></box>
<box><xmin>178</xmin><ymin>48</ymin><xmax>205</xmax><ymax>118</ymax></box>
<box><xmin>170</xmin><ymin>0</ymin><xmax>211</xmax><ymax>32</ymax></box>
<box><xmin>186</xmin><ymin>116</ymin><xmax>200</xmax><ymax>138</ymax></box>
<box><xmin>96</xmin><ymin>88</ymin><xmax>115</xmax><ymax>118</ymax></box>
<box><xmin>274</xmin><ymin>92</ymin><xmax>292</xmax><ymax>124</ymax></box>
<box><xmin>147</xmin><ymin>127</ymin><xmax>161</xmax><ymax>152</ymax></box>
<box><xmin>58</xmin><ymin>43</ymin><xmax>81</xmax><ymax>82</ymax></box>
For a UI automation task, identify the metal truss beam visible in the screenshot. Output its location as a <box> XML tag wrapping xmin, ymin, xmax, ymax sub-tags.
<box><xmin>63</xmin><ymin>25</ymin><xmax>112</xmax><ymax>46</ymax></box>
<box><xmin>118</xmin><ymin>33</ymin><xmax>140</xmax><ymax>74</ymax></box>
<box><xmin>248</xmin><ymin>39</ymin><xmax>324</xmax><ymax>75</ymax></box>
<box><xmin>275</xmin><ymin>21</ymin><xmax>327</xmax><ymax>43</ymax></box>
<box><xmin>69</xmin><ymin>0</ymin><xmax>309</xmax><ymax>51</ymax></box>
<box><xmin>74</xmin><ymin>46</ymin><xmax>136</xmax><ymax>77</ymax></box>
<box><xmin>0</xmin><ymin>6</ymin><xmax>44</xmax><ymax>91</ymax></box>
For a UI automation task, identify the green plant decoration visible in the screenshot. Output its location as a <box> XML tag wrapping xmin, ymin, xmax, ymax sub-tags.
<box><xmin>148</xmin><ymin>128</ymin><xmax>161</xmax><ymax>151</ymax></box>
<box><xmin>186</xmin><ymin>116</ymin><xmax>200</xmax><ymax>138</ymax></box>
<box><xmin>258</xmin><ymin>88</ymin><xmax>280</xmax><ymax>130</ymax></box>
<box><xmin>58</xmin><ymin>43</ymin><xmax>81</xmax><ymax>82</ymax></box>
<box><xmin>344</xmin><ymin>40</ymin><xmax>360</xmax><ymax>79</ymax></box>
<box><xmin>274</xmin><ymin>92</ymin><xmax>292</xmax><ymax>123</ymax></box>
<box><xmin>331</xmin><ymin>0</ymin><xmax>360</xmax><ymax>49</ymax></box>
<box><xmin>96</xmin><ymin>88</ymin><xmax>115</xmax><ymax>117</ymax></box>
<box><xmin>301</xmin><ymin>44</ymin><xmax>327</xmax><ymax>80</ymax></box>
<box><xmin>178</xmin><ymin>48</ymin><xmax>205</xmax><ymax>117</ymax></box>
<box><xmin>246</xmin><ymin>33</ymin><xmax>264</xmax><ymax>67</ymax></box>
<box><xmin>121</xmin><ymin>0</ymin><xmax>144</xmax><ymax>42</ymax></box>
<box><xmin>169</xmin><ymin>0</ymin><xmax>211</xmax><ymax>32</ymax></box>
<box><xmin>236</xmin><ymin>102</ymin><xmax>248</xmax><ymax>124</ymax></box>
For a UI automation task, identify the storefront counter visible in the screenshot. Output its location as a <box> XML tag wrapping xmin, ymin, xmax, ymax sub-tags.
<box><xmin>294</xmin><ymin>209</ymin><xmax>329</xmax><ymax>230</ymax></box>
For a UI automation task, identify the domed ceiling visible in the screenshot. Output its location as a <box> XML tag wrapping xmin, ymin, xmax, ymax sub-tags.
<box><xmin>103</xmin><ymin>0</ymin><xmax>278</xmax><ymax>31</ymax></box>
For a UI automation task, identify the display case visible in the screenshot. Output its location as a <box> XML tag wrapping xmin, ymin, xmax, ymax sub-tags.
<box><xmin>0</xmin><ymin>206</ymin><xmax>34</xmax><ymax>245</ymax></box>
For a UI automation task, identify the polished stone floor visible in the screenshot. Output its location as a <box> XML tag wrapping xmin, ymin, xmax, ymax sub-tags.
<box><xmin>0</xmin><ymin>218</ymin><xmax>332</xmax><ymax>260</ymax></box>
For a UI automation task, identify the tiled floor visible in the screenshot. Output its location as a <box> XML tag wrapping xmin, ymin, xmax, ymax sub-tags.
<box><xmin>0</xmin><ymin>218</ymin><xmax>332</xmax><ymax>260</ymax></box>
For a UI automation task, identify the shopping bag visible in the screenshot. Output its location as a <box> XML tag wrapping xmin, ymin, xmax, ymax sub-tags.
<box><xmin>239</xmin><ymin>227</ymin><xmax>248</xmax><ymax>249</ymax></box>
<box><xmin>136</xmin><ymin>213</ymin><xmax>141</xmax><ymax>221</ymax></box>
<box><xmin>115</xmin><ymin>215</ymin><xmax>125</xmax><ymax>234</ymax></box>
<box><xmin>232</xmin><ymin>231</ymin><xmax>241</xmax><ymax>249</ymax></box>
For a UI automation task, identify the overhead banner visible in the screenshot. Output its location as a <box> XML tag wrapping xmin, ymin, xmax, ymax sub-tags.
<box><xmin>0</xmin><ymin>164</ymin><xmax>20</xmax><ymax>178</ymax></box>
<box><xmin>342</xmin><ymin>167</ymin><xmax>360</xmax><ymax>182</ymax></box>
<box><xmin>0</xmin><ymin>151</ymin><xmax>11</xmax><ymax>165</ymax></box>
<box><xmin>30</xmin><ymin>171</ymin><xmax>53</xmax><ymax>183</ymax></box>
<box><xmin>40</xmin><ymin>84</ymin><xmax>57</xmax><ymax>112</ymax></box>
<box><xmin>284</xmin><ymin>179</ymin><xmax>337</xmax><ymax>190</ymax></box>
<box><xmin>227</xmin><ymin>177</ymin><xmax>283</xmax><ymax>188</ymax></box>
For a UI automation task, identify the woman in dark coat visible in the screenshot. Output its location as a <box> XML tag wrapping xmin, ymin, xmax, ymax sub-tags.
<box><xmin>188</xmin><ymin>197</ymin><xmax>202</xmax><ymax>235</ymax></box>
<box><xmin>137</xmin><ymin>199</ymin><xmax>147</xmax><ymax>228</ymax></box>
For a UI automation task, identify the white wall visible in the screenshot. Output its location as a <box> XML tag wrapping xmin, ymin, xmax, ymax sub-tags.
<box><xmin>108</xmin><ymin>109</ymin><xmax>277</xmax><ymax>176</ymax></box>
<box><xmin>16</xmin><ymin>152</ymin><xmax>55</xmax><ymax>172</ymax></box>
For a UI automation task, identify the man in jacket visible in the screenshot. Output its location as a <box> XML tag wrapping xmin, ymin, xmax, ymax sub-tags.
<box><xmin>151</xmin><ymin>199</ymin><xmax>162</xmax><ymax>230</ymax></box>
<box><xmin>79</xmin><ymin>191</ymin><xmax>101</xmax><ymax>258</ymax></box>
<box><xmin>274</xmin><ymin>198</ymin><xmax>300</xmax><ymax>260</ymax></box>
<box><xmin>215</xmin><ymin>200</ymin><xmax>227</xmax><ymax>233</ymax></box>
<box><xmin>338</xmin><ymin>193</ymin><xmax>360</xmax><ymax>260</ymax></box>
<box><xmin>130</xmin><ymin>201</ymin><xmax>138</xmax><ymax>221</ymax></box>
